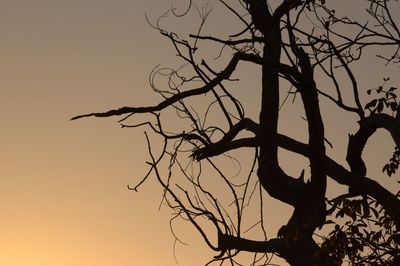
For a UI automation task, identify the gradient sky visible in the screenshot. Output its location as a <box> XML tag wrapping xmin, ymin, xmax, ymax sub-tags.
<box><xmin>1</xmin><ymin>1</ymin><xmax>399</xmax><ymax>266</ymax></box>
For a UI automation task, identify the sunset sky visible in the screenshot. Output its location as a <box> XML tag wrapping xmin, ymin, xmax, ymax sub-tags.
<box><xmin>1</xmin><ymin>1</ymin><xmax>399</xmax><ymax>266</ymax></box>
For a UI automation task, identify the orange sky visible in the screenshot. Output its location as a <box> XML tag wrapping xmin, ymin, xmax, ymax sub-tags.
<box><xmin>1</xmin><ymin>1</ymin><xmax>399</xmax><ymax>266</ymax></box>
<box><xmin>0</xmin><ymin>1</ymin><xmax>208</xmax><ymax>265</ymax></box>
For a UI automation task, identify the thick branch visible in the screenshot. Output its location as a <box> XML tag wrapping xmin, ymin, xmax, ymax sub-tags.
<box><xmin>218</xmin><ymin>233</ymin><xmax>336</xmax><ymax>266</ymax></box>
<box><xmin>284</xmin><ymin>17</ymin><xmax>328</xmax><ymax>237</ymax></box>
<box><xmin>218</xmin><ymin>234</ymin><xmax>286</xmax><ymax>254</ymax></box>
<box><xmin>273</xmin><ymin>0</ymin><xmax>303</xmax><ymax>20</ymax></box>
<box><xmin>347</xmin><ymin>113</ymin><xmax>400</xmax><ymax>176</ymax></box>
<box><xmin>191</xmin><ymin>118</ymin><xmax>258</xmax><ymax>160</ymax></box>
<box><xmin>244</xmin><ymin>0</ymin><xmax>272</xmax><ymax>35</ymax></box>
<box><xmin>193</xmin><ymin>130</ymin><xmax>400</xmax><ymax>226</ymax></box>
<box><xmin>255</xmin><ymin>22</ymin><xmax>307</xmax><ymax>207</ymax></box>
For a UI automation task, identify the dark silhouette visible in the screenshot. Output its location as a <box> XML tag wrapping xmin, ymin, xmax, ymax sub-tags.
<box><xmin>73</xmin><ymin>0</ymin><xmax>400</xmax><ymax>265</ymax></box>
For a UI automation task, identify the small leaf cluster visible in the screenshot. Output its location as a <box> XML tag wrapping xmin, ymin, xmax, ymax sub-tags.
<box><xmin>383</xmin><ymin>146</ymin><xmax>400</xmax><ymax>177</ymax></box>
<box><xmin>365</xmin><ymin>81</ymin><xmax>398</xmax><ymax>114</ymax></box>
<box><xmin>319</xmin><ymin>197</ymin><xmax>400</xmax><ymax>265</ymax></box>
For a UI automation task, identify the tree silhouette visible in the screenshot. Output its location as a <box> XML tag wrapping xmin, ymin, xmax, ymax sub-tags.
<box><xmin>73</xmin><ymin>0</ymin><xmax>400</xmax><ymax>265</ymax></box>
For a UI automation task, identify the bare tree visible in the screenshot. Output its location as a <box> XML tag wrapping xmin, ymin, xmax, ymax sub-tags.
<box><xmin>73</xmin><ymin>0</ymin><xmax>400</xmax><ymax>265</ymax></box>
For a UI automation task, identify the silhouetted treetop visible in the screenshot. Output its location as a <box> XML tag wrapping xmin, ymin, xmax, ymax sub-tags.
<box><xmin>74</xmin><ymin>0</ymin><xmax>400</xmax><ymax>265</ymax></box>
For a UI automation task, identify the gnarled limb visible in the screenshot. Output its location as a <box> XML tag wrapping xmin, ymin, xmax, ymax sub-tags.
<box><xmin>278</xmin><ymin>134</ymin><xmax>400</xmax><ymax>228</ymax></box>
<box><xmin>347</xmin><ymin>113</ymin><xmax>400</xmax><ymax>177</ymax></box>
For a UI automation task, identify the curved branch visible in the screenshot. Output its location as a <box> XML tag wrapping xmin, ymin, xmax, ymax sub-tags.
<box><xmin>347</xmin><ymin>113</ymin><xmax>400</xmax><ymax>177</ymax></box>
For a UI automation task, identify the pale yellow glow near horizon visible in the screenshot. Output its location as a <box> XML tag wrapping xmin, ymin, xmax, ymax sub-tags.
<box><xmin>1</xmin><ymin>1</ymin><xmax>399</xmax><ymax>266</ymax></box>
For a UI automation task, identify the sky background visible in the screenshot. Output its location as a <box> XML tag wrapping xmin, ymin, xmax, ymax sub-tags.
<box><xmin>1</xmin><ymin>1</ymin><xmax>399</xmax><ymax>266</ymax></box>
